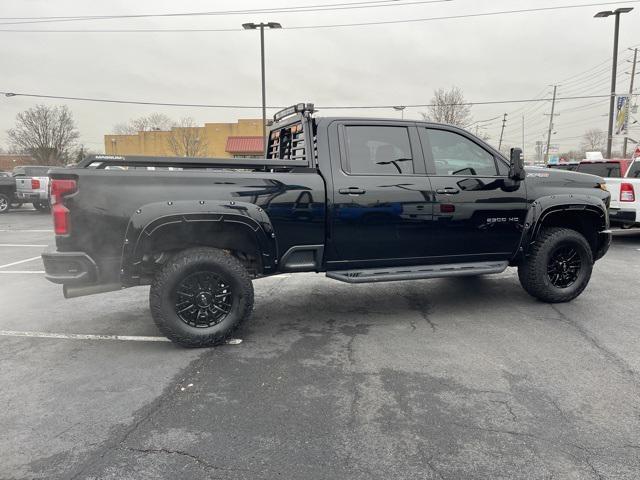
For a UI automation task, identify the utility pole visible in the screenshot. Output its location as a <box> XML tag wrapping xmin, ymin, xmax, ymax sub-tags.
<box><xmin>545</xmin><ymin>85</ymin><xmax>558</xmax><ymax>164</ymax></box>
<box><xmin>498</xmin><ymin>113</ymin><xmax>508</xmax><ymax>151</ymax></box>
<box><xmin>623</xmin><ymin>47</ymin><xmax>638</xmax><ymax>157</ymax></box>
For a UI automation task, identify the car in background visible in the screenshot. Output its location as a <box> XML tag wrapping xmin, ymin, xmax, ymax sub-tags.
<box><xmin>576</xmin><ymin>159</ymin><xmax>632</xmax><ymax>178</ymax></box>
<box><xmin>13</xmin><ymin>165</ymin><xmax>51</xmax><ymax>212</ymax></box>
<box><xmin>0</xmin><ymin>171</ymin><xmax>17</xmax><ymax>213</ymax></box>
<box><xmin>607</xmin><ymin>159</ymin><xmax>640</xmax><ymax>228</ymax></box>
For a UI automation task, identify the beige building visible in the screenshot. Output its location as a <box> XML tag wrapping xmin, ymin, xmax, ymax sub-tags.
<box><xmin>104</xmin><ymin>119</ymin><xmax>265</xmax><ymax>158</ymax></box>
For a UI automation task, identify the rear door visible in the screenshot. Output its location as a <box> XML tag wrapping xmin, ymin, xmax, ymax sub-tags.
<box><xmin>327</xmin><ymin>121</ymin><xmax>434</xmax><ymax>269</ymax></box>
<box><xmin>419</xmin><ymin>126</ymin><xmax>528</xmax><ymax>261</ymax></box>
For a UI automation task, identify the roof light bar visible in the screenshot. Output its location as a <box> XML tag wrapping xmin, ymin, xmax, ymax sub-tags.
<box><xmin>273</xmin><ymin>103</ymin><xmax>315</xmax><ymax>123</ymax></box>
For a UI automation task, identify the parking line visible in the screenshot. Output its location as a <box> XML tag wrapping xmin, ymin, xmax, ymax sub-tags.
<box><xmin>0</xmin><ymin>229</ymin><xmax>51</xmax><ymax>232</ymax></box>
<box><xmin>0</xmin><ymin>256</ymin><xmax>42</xmax><ymax>269</ymax></box>
<box><xmin>0</xmin><ymin>244</ymin><xmax>47</xmax><ymax>247</ymax></box>
<box><xmin>0</xmin><ymin>271</ymin><xmax>45</xmax><ymax>274</ymax></box>
<box><xmin>0</xmin><ymin>330</ymin><xmax>171</xmax><ymax>342</ymax></box>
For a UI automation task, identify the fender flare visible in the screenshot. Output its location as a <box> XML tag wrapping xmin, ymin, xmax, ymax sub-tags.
<box><xmin>120</xmin><ymin>200</ymin><xmax>278</xmax><ymax>284</ymax></box>
<box><xmin>515</xmin><ymin>193</ymin><xmax>608</xmax><ymax>259</ymax></box>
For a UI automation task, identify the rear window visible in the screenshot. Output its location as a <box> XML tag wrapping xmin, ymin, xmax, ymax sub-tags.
<box><xmin>627</xmin><ymin>161</ymin><xmax>640</xmax><ymax>178</ymax></box>
<box><xmin>13</xmin><ymin>166</ymin><xmax>50</xmax><ymax>177</ymax></box>
<box><xmin>577</xmin><ymin>162</ymin><xmax>622</xmax><ymax>177</ymax></box>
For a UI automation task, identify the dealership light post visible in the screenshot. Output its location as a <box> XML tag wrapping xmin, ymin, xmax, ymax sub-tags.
<box><xmin>242</xmin><ymin>22</ymin><xmax>282</xmax><ymax>143</ymax></box>
<box><xmin>594</xmin><ymin>7</ymin><xmax>633</xmax><ymax>158</ymax></box>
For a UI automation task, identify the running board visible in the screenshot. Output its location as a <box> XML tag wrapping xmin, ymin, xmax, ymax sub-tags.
<box><xmin>326</xmin><ymin>261</ymin><xmax>509</xmax><ymax>284</ymax></box>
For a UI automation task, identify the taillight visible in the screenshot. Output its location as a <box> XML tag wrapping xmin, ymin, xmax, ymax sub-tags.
<box><xmin>31</xmin><ymin>178</ymin><xmax>40</xmax><ymax>189</ymax></box>
<box><xmin>620</xmin><ymin>182</ymin><xmax>635</xmax><ymax>202</ymax></box>
<box><xmin>50</xmin><ymin>179</ymin><xmax>77</xmax><ymax>235</ymax></box>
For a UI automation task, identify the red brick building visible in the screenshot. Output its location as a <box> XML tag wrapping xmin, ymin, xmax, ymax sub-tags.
<box><xmin>0</xmin><ymin>154</ymin><xmax>39</xmax><ymax>172</ymax></box>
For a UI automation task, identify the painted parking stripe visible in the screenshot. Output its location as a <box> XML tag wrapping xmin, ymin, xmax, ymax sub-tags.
<box><xmin>0</xmin><ymin>271</ymin><xmax>45</xmax><ymax>274</ymax></box>
<box><xmin>0</xmin><ymin>229</ymin><xmax>51</xmax><ymax>232</ymax></box>
<box><xmin>0</xmin><ymin>244</ymin><xmax>48</xmax><ymax>247</ymax></box>
<box><xmin>0</xmin><ymin>330</ymin><xmax>171</xmax><ymax>342</ymax></box>
<box><xmin>0</xmin><ymin>256</ymin><xmax>42</xmax><ymax>269</ymax></box>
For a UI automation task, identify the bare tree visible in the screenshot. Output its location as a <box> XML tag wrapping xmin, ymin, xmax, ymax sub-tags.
<box><xmin>580</xmin><ymin>128</ymin><xmax>606</xmax><ymax>153</ymax></box>
<box><xmin>7</xmin><ymin>105</ymin><xmax>79</xmax><ymax>165</ymax></box>
<box><xmin>167</xmin><ymin>117</ymin><xmax>208</xmax><ymax>157</ymax></box>
<box><xmin>420</xmin><ymin>87</ymin><xmax>472</xmax><ymax>128</ymax></box>
<box><xmin>113</xmin><ymin>113</ymin><xmax>175</xmax><ymax>134</ymax></box>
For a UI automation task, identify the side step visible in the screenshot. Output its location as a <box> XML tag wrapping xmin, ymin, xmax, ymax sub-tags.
<box><xmin>326</xmin><ymin>261</ymin><xmax>509</xmax><ymax>284</ymax></box>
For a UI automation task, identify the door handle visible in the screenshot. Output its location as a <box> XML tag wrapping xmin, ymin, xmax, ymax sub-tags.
<box><xmin>339</xmin><ymin>187</ymin><xmax>366</xmax><ymax>195</ymax></box>
<box><xmin>436</xmin><ymin>187</ymin><xmax>460</xmax><ymax>195</ymax></box>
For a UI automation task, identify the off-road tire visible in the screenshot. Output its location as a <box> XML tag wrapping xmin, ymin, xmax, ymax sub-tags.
<box><xmin>150</xmin><ymin>247</ymin><xmax>254</xmax><ymax>347</ymax></box>
<box><xmin>0</xmin><ymin>193</ymin><xmax>10</xmax><ymax>213</ymax></box>
<box><xmin>518</xmin><ymin>227</ymin><xmax>593</xmax><ymax>303</ymax></box>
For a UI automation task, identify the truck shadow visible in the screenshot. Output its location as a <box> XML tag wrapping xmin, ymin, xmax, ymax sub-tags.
<box><xmin>247</xmin><ymin>273</ymin><xmax>530</xmax><ymax>338</ymax></box>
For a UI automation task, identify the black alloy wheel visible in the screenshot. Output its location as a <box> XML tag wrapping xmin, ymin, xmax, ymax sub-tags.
<box><xmin>174</xmin><ymin>271</ymin><xmax>233</xmax><ymax>328</ymax></box>
<box><xmin>546</xmin><ymin>245</ymin><xmax>582</xmax><ymax>288</ymax></box>
<box><xmin>0</xmin><ymin>194</ymin><xmax>9</xmax><ymax>213</ymax></box>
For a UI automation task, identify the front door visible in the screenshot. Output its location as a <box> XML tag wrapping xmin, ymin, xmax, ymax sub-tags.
<box><xmin>327</xmin><ymin>122</ymin><xmax>434</xmax><ymax>269</ymax></box>
<box><xmin>419</xmin><ymin>126</ymin><xmax>528</xmax><ymax>261</ymax></box>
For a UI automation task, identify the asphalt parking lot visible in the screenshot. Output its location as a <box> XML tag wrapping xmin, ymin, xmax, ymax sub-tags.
<box><xmin>1</xmin><ymin>208</ymin><xmax>640</xmax><ymax>480</ymax></box>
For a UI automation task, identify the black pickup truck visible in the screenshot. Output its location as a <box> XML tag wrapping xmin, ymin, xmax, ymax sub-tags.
<box><xmin>43</xmin><ymin>103</ymin><xmax>611</xmax><ymax>347</ymax></box>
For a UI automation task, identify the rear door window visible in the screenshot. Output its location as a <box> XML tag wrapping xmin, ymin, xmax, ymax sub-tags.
<box><xmin>343</xmin><ymin>126</ymin><xmax>414</xmax><ymax>175</ymax></box>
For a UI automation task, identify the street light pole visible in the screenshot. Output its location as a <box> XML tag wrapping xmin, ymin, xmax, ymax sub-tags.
<box><xmin>392</xmin><ymin>106</ymin><xmax>406</xmax><ymax>119</ymax></box>
<box><xmin>242</xmin><ymin>22</ymin><xmax>282</xmax><ymax>144</ymax></box>
<box><xmin>595</xmin><ymin>7</ymin><xmax>633</xmax><ymax>158</ymax></box>
<box><xmin>623</xmin><ymin>47</ymin><xmax>638</xmax><ymax>157</ymax></box>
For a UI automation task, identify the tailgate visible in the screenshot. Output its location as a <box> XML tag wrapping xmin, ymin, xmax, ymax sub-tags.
<box><xmin>15</xmin><ymin>177</ymin><xmax>31</xmax><ymax>192</ymax></box>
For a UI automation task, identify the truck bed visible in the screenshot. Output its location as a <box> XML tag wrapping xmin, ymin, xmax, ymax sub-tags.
<box><xmin>50</xmin><ymin>156</ymin><xmax>326</xmax><ymax>284</ymax></box>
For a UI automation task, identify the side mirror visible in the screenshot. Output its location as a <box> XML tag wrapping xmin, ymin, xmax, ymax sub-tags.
<box><xmin>509</xmin><ymin>148</ymin><xmax>525</xmax><ymax>181</ymax></box>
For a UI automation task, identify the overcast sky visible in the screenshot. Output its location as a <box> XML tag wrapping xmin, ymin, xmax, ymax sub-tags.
<box><xmin>1</xmin><ymin>0</ymin><xmax>639</xmax><ymax>156</ymax></box>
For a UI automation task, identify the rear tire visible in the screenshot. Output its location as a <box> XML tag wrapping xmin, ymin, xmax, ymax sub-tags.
<box><xmin>0</xmin><ymin>193</ymin><xmax>10</xmax><ymax>213</ymax></box>
<box><xmin>518</xmin><ymin>227</ymin><xmax>593</xmax><ymax>303</ymax></box>
<box><xmin>150</xmin><ymin>247</ymin><xmax>254</xmax><ymax>347</ymax></box>
<box><xmin>33</xmin><ymin>201</ymin><xmax>50</xmax><ymax>213</ymax></box>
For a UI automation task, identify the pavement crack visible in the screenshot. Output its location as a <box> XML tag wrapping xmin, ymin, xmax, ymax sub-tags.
<box><xmin>125</xmin><ymin>447</ymin><xmax>249</xmax><ymax>473</ymax></box>
<box><xmin>425</xmin><ymin>457</ymin><xmax>445</xmax><ymax>480</ymax></box>
<box><xmin>400</xmin><ymin>292</ymin><xmax>437</xmax><ymax>333</ymax></box>
<box><xmin>67</xmin><ymin>350</ymin><xmax>212</xmax><ymax>479</ymax></box>
<box><xmin>451</xmin><ymin>422</ymin><xmax>536</xmax><ymax>439</ymax></box>
<box><xmin>491</xmin><ymin>400</ymin><xmax>517</xmax><ymax>422</ymax></box>
<box><xmin>549</xmin><ymin>305</ymin><xmax>639</xmax><ymax>383</ymax></box>
<box><xmin>583</xmin><ymin>456</ymin><xmax>604</xmax><ymax>480</ymax></box>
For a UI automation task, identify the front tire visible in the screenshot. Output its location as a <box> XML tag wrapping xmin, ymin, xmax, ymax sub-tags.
<box><xmin>150</xmin><ymin>247</ymin><xmax>254</xmax><ymax>347</ymax></box>
<box><xmin>518</xmin><ymin>227</ymin><xmax>593</xmax><ymax>303</ymax></box>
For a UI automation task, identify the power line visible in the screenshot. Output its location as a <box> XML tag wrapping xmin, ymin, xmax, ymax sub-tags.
<box><xmin>0</xmin><ymin>0</ymin><xmax>452</xmax><ymax>26</ymax></box>
<box><xmin>1</xmin><ymin>1</ymin><xmax>638</xmax><ymax>33</ymax></box>
<box><xmin>2</xmin><ymin>90</ymin><xmax>636</xmax><ymax>109</ymax></box>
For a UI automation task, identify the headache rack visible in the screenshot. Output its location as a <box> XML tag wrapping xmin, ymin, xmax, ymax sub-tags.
<box><xmin>267</xmin><ymin>102</ymin><xmax>318</xmax><ymax>165</ymax></box>
<box><xmin>77</xmin><ymin>154</ymin><xmax>310</xmax><ymax>170</ymax></box>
